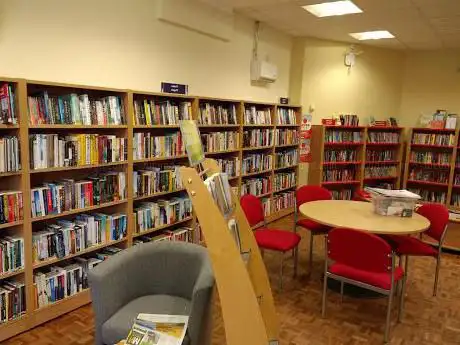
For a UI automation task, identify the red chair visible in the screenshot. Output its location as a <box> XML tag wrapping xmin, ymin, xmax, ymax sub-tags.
<box><xmin>240</xmin><ymin>194</ymin><xmax>301</xmax><ymax>290</ymax></box>
<box><xmin>353</xmin><ymin>189</ymin><xmax>371</xmax><ymax>202</ymax></box>
<box><xmin>322</xmin><ymin>228</ymin><xmax>405</xmax><ymax>343</ymax></box>
<box><xmin>294</xmin><ymin>186</ymin><xmax>332</xmax><ymax>274</ymax></box>
<box><xmin>385</xmin><ymin>203</ymin><xmax>449</xmax><ymax>296</ymax></box>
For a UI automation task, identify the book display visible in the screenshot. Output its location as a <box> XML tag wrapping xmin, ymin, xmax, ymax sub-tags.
<box><xmin>309</xmin><ymin>125</ymin><xmax>404</xmax><ymax>199</ymax></box>
<box><xmin>0</xmin><ymin>78</ymin><xmax>300</xmax><ymax>342</ymax></box>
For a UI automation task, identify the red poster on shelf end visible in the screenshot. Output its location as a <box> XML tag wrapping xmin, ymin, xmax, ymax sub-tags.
<box><xmin>300</xmin><ymin>114</ymin><xmax>312</xmax><ymax>163</ymax></box>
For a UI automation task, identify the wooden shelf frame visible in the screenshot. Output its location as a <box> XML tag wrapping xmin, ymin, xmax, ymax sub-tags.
<box><xmin>0</xmin><ymin>78</ymin><xmax>301</xmax><ymax>342</ymax></box>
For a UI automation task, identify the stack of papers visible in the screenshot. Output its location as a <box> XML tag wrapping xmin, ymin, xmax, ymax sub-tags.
<box><xmin>365</xmin><ymin>187</ymin><xmax>421</xmax><ymax>200</ymax></box>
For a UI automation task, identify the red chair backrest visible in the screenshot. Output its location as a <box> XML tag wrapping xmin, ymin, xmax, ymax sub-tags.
<box><xmin>416</xmin><ymin>204</ymin><xmax>449</xmax><ymax>242</ymax></box>
<box><xmin>240</xmin><ymin>194</ymin><xmax>264</xmax><ymax>227</ymax></box>
<box><xmin>296</xmin><ymin>185</ymin><xmax>332</xmax><ymax>210</ymax></box>
<box><xmin>328</xmin><ymin>228</ymin><xmax>393</xmax><ymax>273</ymax></box>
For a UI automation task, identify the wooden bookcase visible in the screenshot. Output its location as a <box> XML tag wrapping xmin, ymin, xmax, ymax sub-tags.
<box><xmin>309</xmin><ymin>125</ymin><xmax>404</xmax><ymax>199</ymax></box>
<box><xmin>0</xmin><ymin>79</ymin><xmax>301</xmax><ymax>341</ymax></box>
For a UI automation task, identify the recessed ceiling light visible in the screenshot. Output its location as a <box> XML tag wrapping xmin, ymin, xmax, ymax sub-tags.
<box><xmin>349</xmin><ymin>30</ymin><xmax>395</xmax><ymax>40</ymax></box>
<box><xmin>302</xmin><ymin>1</ymin><xmax>363</xmax><ymax>18</ymax></box>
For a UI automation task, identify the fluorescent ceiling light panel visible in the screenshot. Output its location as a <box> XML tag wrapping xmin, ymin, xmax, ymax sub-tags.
<box><xmin>303</xmin><ymin>1</ymin><xmax>363</xmax><ymax>17</ymax></box>
<box><xmin>349</xmin><ymin>30</ymin><xmax>395</xmax><ymax>40</ymax></box>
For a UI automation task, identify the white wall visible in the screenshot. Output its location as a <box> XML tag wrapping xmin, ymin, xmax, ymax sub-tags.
<box><xmin>0</xmin><ymin>0</ymin><xmax>292</xmax><ymax>102</ymax></box>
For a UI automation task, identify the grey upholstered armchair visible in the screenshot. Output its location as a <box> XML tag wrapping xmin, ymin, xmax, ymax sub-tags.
<box><xmin>88</xmin><ymin>241</ymin><xmax>215</xmax><ymax>345</ymax></box>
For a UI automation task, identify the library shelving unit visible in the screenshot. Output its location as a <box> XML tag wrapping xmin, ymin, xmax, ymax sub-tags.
<box><xmin>309</xmin><ymin>125</ymin><xmax>404</xmax><ymax>199</ymax></box>
<box><xmin>0</xmin><ymin>78</ymin><xmax>301</xmax><ymax>342</ymax></box>
<box><xmin>403</xmin><ymin>127</ymin><xmax>459</xmax><ymax>206</ymax></box>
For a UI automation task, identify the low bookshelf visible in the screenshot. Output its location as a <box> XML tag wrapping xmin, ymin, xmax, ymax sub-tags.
<box><xmin>0</xmin><ymin>78</ymin><xmax>301</xmax><ymax>342</ymax></box>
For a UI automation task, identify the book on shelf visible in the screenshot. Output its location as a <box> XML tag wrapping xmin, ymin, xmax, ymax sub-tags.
<box><xmin>408</xmin><ymin>169</ymin><xmax>449</xmax><ymax>183</ymax></box>
<box><xmin>409</xmin><ymin>151</ymin><xmax>451</xmax><ymax>164</ymax></box>
<box><xmin>134</xmin><ymin>197</ymin><xmax>192</xmax><ymax>234</ymax></box>
<box><xmin>324</xmin><ymin>149</ymin><xmax>357</xmax><ymax>163</ymax></box>
<box><xmin>0</xmin><ymin>136</ymin><xmax>21</xmax><ymax>173</ymax></box>
<box><xmin>204</xmin><ymin>173</ymin><xmax>233</xmax><ymax>216</ymax></box>
<box><xmin>325</xmin><ymin>129</ymin><xmax>362</xmax><ymax>143</ymax></box>
<box><xmin>0</xmin><ymin>279</ymin><xmax>26</xmax><ymax>323</ymax></box>
<box><xmin>28</xmin><ymin>92</ymin><xmax>125</xmax><ymax>125</ymax></box>
<box><xmin>0</xmin><ymin>191</ymin><xmax>23</xmax><ymax>224</ymax></box>
<box><xmin>0</xmin><ymin>83</ymin><xmax>17</xmax><ymax>125</ymax></box>
<box><xmin>30</xmin><ymin>172</ymin><xmax>126</xmax><ymax>218</ymax></box>
<box><xmin>411</xmin><ymin>133</ymin><xmax>455</xmax><ymax>146</ymax></box>
<box><xmin>366</xmin><ymin>149</ymin><xmax>396</xmax><ymax>162</ymax></box>
<box><xmin>242</xmin><ymin>153</ymin><xmax>273</xmax><ymax>174</ymax></box>
<box><xmin>244</xmin><ymin>106</ymin><xmax>271</xmax><ymax>125</ymax></box>
<box><xmin>273</xmin><ymin>172</ymin><xmax>296</xmax><ymax>192</ymax></box>
<box><xmin>165</xmin><ymin>227</ymin><xmax>193</xmax><ymax>243</ymax></box>
<box><xmin>241</xmin><ymin>177</ymin><xmax>271</xmax><ymax>197</ymax></box>
<box><xmin>29</xmin><ymin>133</ymin><xmax>127</xmax><ymax>169</ymax></box>
<box><xmin>277</xmin><ymin>108</ymin><xmax>296</xmax><ymax>125</ymax></box>
<box><xmin>322</xmin><ymin>168</ymin><xmax>356</xmax><ymax>182</ymax></box>
<box><xmin>275</xmin><ymin>149</ymin><xmax>298</xmax><ymax>169</ymax></box>
<box><xmin>339</xmin><ymin>114</ymin><xmax>359</xmax><ymax>126</ymax></box>
<box><xmin>32</xmin><ymin>213</ymin><xmax>127</xmax><ymax>263</ymax></box>
<box><xmin>243</xmin><ymin>129</ymin><xmax>273</xmax><ymax>148</ymax></box>
<box><xmin>367</xmin><ymin>131</ymin><xmax>399</xmax><ymax>143</ymax></box>
<box><xmin>133</xmin><ymin>132</ymin><xmax>184</xmax><ymax>161</ymax></box>
<box><xmin>0</xmin><ymin>236</ymin><xmax>24</xmax><ymax>274</ymax></box>
<box><xmin>364</xmin><ymin>165</ymin><xmax>397</xmax><ymax>178</ymax></box>
<box><xmin>133</xmin><ymin>99</ymin><xmax>192</xmax><ymax>126</ymax></box>
<box><xmin>272</xmin><ymin>191</ymin><xmax>295</xmax><ymax>212</ymax></box>
<box><xmin>202</xmin><ymin>131</ymin><xmax>239</xmax><ymax>152</ymax></box>
<box><xmin>133</xmin><ymin>166</ymin><xmax>182</xmax><ymax>198</ymax></box>
<box><xmin>198</xmin><ymin>103</ymin><xmax>237</xmax><ymax>125</ymax></box>
<box><xmin>331</xmin><ymin>189</ymin><xmax>353</xmax><ymax>200</ymax></box>
<box><xmin>261</xmin><ymin>197</ymin><xmax>271</xmax><ymax>216</ymax></box>
<box><xmin>407</xmin><ymin>188</ymin><xmax>446</xmax><ymax>204</ymax></box>
<box><xmin>215</xmin><ymin>157</ymin><xmax>240</xmax><ymax>178</ymax></box>
<box><xmin>274</xmin><ymin>128</ymin><xmax>299</xmax><ymax>145</ymax></box>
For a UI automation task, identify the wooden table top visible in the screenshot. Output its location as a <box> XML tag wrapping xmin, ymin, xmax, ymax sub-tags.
<box><xmin>299</xmin><ymin>200</ymin><xmax>430</xmax><ymax>235</ymax></box>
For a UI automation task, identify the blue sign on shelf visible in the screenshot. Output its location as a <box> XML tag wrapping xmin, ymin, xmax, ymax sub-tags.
<box><xmin>161</xmin><ymin>82</ymin><xmax>188</xmax><ymax>95</ymax></box>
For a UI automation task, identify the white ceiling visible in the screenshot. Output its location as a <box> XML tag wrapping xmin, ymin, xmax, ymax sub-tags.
<box><xmin>199</xmin><ymin>0</ymin><xmax>460</xmax><ymax>50</ymax></box>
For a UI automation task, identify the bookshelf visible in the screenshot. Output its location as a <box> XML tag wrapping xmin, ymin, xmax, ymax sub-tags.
<box><xmin>309</xmin><ymin>125</ymin><xmax>404</xmax><ymax>199</ymax></box>
<box><xmin>0</xmin><ymin>79</ymin><xmax>301</xmax><ymax>342</ymax></box>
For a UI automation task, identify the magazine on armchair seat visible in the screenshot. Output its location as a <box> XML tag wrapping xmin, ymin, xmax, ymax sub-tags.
<box><xmin>126</xmin><ymin>314</ymin><xmax>189</xmax><ymax>345</ymax></box>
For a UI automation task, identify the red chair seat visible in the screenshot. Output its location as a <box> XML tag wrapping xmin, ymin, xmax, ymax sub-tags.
<box><xmin>255</xmin><ymin>228</ymin><xmax>301</xmax><ymax>252</ymax></box>
<box><xmin>329</xmin><ymin>262</ymin><xmax>404</xmax><ymax>290</ymax></box>
<box><xmin>296</xmin><ymin>218</ymin><xmax>330</xmax><ymax>233</ymax></box>
<box><xmin>385</xmin><ymin>235</ymin><xmax>438</xmax><ymax>257</ymax></box>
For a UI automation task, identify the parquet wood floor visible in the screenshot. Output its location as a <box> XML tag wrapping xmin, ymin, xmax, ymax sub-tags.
<box><xmin>4</xmin><ymin>216</ymin><xmax>460</xmax><ymax>345</ymax></box>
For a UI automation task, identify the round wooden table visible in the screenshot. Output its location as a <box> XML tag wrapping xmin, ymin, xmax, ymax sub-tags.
<box><xmin>299</xmin><ymin>200</ymin><xmax>430</xmax><ymax>235</ymax></box>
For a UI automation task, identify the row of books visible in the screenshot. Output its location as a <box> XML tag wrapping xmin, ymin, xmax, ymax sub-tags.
<box><xmin>325</xmin><ymin>130</ymin><xmax>362</xmax><ymax>143</ymax></box>
<box><xmin>338</xmin><ymin>114</ymin><xmax>359</xmax><ymax>126</ymax></box>
<box><xmin>0</xmin><ymin>280</ymin><xmax>25</xmax><ymax>323</ymax></box>
<box><xmin>133</xmin><ymin>166</ymin><xmax>182</xmax><ymax>198</ymax></box>
<box><xmin>204</xmin><ymin>173</ymin><xmax>233</xmax><ymax>215</ymax></box>
<box><xmin>331</xmin><ymin>189</ymin><xmax>353</xmax><ymax>200</ymax></box>
<box><xmin>367</xmin><ymin>132</ymin><xmax>399</xmax><ymax>143</ymax></box>
<box><xmin>323</xmin><ymin>168</ymin><xmax>356</xmax><ymax>182</ymax></box>
<box><xmin>198</xmin><ymin>103</ymin><xmax>237</xmax><ymax>125</ymax></box>
<box><xmin>427</xmin><ymin>110</ymin><xmax>457</xmax><ymax>130</ymax></box>
<box><xmin>32</xmin><ymin>213</ymin><xmax>127</xmax><ymax>263</ymax></box>
<box><xmin>261</xmin><ymin>197</ymin><xmax>271</xmax><ymax>217</ymax></box>
<box><xmin>408</xmin><ymin>169</ymin><xmax>449</xmax><ymax>183</ymax></box>
<box><xmin>364</xmin><ymin>165</ymin><xmax>397</xmax><ymax>178</ymax></box>
<box><xmin>202</xmin><ymin>131</ymin><xmax>239</xmax><ymax>152</ymax></box>
<box><xmin>29</xmin><ymin>134</ymin><xmax>127</xmax><ymax>169</ymax></box>
<box><xmin>277</xmin><ymin>108</ymin><xmax>297</xmax><ymax>125</ymax></box>
<box><xmin>134</xmin><ymin>197</ymin><xmax>192</xmax><ymax>234</ymax></box>
<box><xmin>408</xmin><ymin>188</ymin><xmax>447</xmax><ymax>204</ymax></box>
<box><xmin>244</xmin><ymin>106</ymin><xmax>271</xmax><ymax>125</ymax></box>
<box><xmin>241</xmin><ymin>177</ymin><xmax>271</xmax><ymax>197</ymax></box>
<box><xmin>451</xmin><ymin>194</ymin><xmax>460</xmax><ymax>206</ymax></box>
<box><xmin>366</xmin><ymin>150</ymin><xmax>396</xmax><ymax>162</ymax></box>
<box><xmin>409</xmin><ymin>152</ymin><xmax>451</xmax><ymax>164</ymax></box>
<box><xmin>34</xmin><ymin>246</ymin><xmax>121</xmax><ymax>309</ymax></box>
<box><xmin>28</xmin><ymin>93</ymin><xmax>125</xmax><ymax>125</ymax></box>
<box><xmin>133</xmin><ymin>227</ymin><xmax>193</xmax><ymax>246</ymax></box>
<box><xmin>0</xmin><ymin>84</ymin><xmax>17</xmax><ymax>125</ymax></box>
<box><xmin>275</xmin><ymin>129</ymin><xmax>298</xmax><ymax>146</ymax></box>
<box><xmin>215</xmin><ymin>158</ymin><xmax>240</xmax><ymax>178</ymax></box>
<box><xmin>0</xmin><ymin>191</ymin><xmax>23</xmax><ymax>224</ymax></box>
<box><xmin>243</xmin><ymin>129</ymin><xmax>273</xmax><ymax>147</ymax></box>
<box><xmin>0</xmin><ymin>236</ymin><xmax>24</xmax><ymax>275</ymax></box>
<box><xmin>412</xmin><ymin>133</ymin><xmax>455</xmax><ymax>146</ymax></box>
<box><xmin>31</xmin><ymin>172</ymin><xmax>126</xmax><ymax>218</ymax></box>
<box><xmin>133</xmin><ymin>99</ymin><xmax>191</xmax><ymax>126</ymax></box>
<box><xmin>241</xmin><ymin>153</ymin><xmax>273</xmax><ymax>174</ymax></box>
<box><xmin>273</xmin><ymin>172</ymin><xmax>296</xmax><ymax>191</ymax></box>
<box><xmin>324</xmin><ymin>149</ymin><xmax>357</xmax><ymax>163</ymax></box>
<box><xmin>453</xmin><ymin>174</ymin><xmax>460</xmax><ymax>186</ymax></box>
<box><xmin>275</xmin><ymin>149</ymin><xmax>298</xmax><ymax>168</ymax></box>
<box><xmin>133</xmin><ymin>132</ymin><xmax>184</xmax><ymax>160</ymax></box>
<box><xmin>0</xmin><ymin>136</ymin><xmax>21</xmax><ymax>172</ymax></box>
<box><xmin>272</xmin><ymin>191</ymin><xmax>295</xmax><ymax>213</ymax></box>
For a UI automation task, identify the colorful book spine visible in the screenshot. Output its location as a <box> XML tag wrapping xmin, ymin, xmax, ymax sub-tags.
<box><xmin>273</xmin><ymin>172</ymin><xmax>296</xmax><ymax>191</ymax></box>
<box><xmin>0</xmin><ymin>83</ymin><xmax>17</xmax><ymax>125</ymax></box>
<box><xmin>0</xmin><ymin>136</ymin><xmax>21</xmax><ymax>172</ymax></box>
<box><xmin>243</xmin><ymin>129</ymin><xmax>273</xmax><ymax>147</ymax></box>
<box><xmin>0</xmin><ymin>279</ymin><xmax>26</xmax><ymax>322</ymax></box>
<box><xmin>272</xmin><ymin>191</ymin><xmax>295</xmax><ymax>212</ymax></box>
<box><xmin>275</xmin><ymin>149</ymin><xmax>298</xmax><ymax>169</ymax></box>
<box><xmin>277</xmin><ymin>108</ymin><xmax>296</xmax><ymax>125</ymax></box>
<box><xmin>133</xmin><ymin>132</ymin><xmax>184</xmax><ymax>160</ymax></box>
<box><xmin>244</xmin><ymin>106</ymin><xmax>272</xmax><ymax>125</ymax></box>
<box><xmin>0</xmin><ymin>191</ymin><xmax>23</xmax><ymax>224</ymax></box>
<box><xmin>325</xmin><ymin>130</ymin><xmax>362</xmax><ymax>143</ymax></box>
<box><xmin>202</xmin><ymin>131</ymin><xmax>239</xmax><ymax>152</ymax></box>
<box><xmin>198</xmin><ymin>103</ymin><xmax>237</xmax><ymax>125</ymax></box>
<box><xmin>242</xmin><ymin>153</ymin><xmax>273</xmax><ymax>174</ymax></box>
<box><xmin>133</xmin><ymin>166</ymin><xmax>183</xmax><ymax>198</ymax></box>
<box><xmin>0</xmin><ymin>236</ymin><xmax>24</xmax><ymax>274</ymax></box>
<box><xmin>412</xmin><ymin>133</ymin><xmax>455</xmax><ymax>146</ymax></box>
<box><xmin>274</xmin><ymin>129</ymin><xmax>299</xmax><ymax>145</ymax></box>
<box><xmin>367</xmin><ymin>132</ymin><xmax>399</xmax><ymax>143</ymax></box>
<box><xmin>241</xmin><ymin>177</ymin><xmax>271</xmax><ymax>197</ymax></box>
<box><xmin>133</xmin><ymin>99</ymin><xmax>191</xmax><ymax>125</ymax></box>
<box><xmin>215</xmin><ymin>158</ymin><xmax>240</xmax><ymax>178</ymax></box>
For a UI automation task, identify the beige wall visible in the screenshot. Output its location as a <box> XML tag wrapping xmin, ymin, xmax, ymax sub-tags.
<box><xmin>0</xmin><ymin>0</ymin><xmax>292</xmax><ymax>102</ymax></box>
<box><xmin>399</xmin><ymin>50</ymin><xmax>460</xmax><ymax>127</ymax></box>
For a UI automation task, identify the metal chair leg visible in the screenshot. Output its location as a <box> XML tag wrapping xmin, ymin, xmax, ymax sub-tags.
<box><xmin>308</xmin><ymin>232</ymin><xmax>314</xmax><ymax>276</ymax></box>
<box><xmin>293</xmin><ymin>246</ymin><xmax>298</xmax><ymax>278</ymax></box>
<box><xmin>340</xmin><ymin>281</ymin><xmax>344</xmax><ymax>303</ymax></box>
<box><xmin>384</xmin><ymin>285</ymin><xmax>395</xmax><ymax>343</ymax></box>
<box><xmin>433</xmin><ymin>254</ymin><xmax>441</xmax><ymax>297</ymax></box>
<box><xmin>398</xmin><ymin>270</ymin><xmax>407</xmax><ymax>323</ymax></box>
<box><xmin>321</xmin><ymin>273</ymin><xmax>328</xmax><ymax>318</ymax></box>
<box><xmin>279</xmin><ymin>254</ymin><xmax>284</xmax><ymax>291</ymax></box>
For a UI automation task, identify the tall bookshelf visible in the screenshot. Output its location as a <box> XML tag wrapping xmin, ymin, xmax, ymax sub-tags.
<box><xmin>309</xmin><ymin>125</ymin><xmax>404</xmax><ymax>199</ymax></box>
<box><xmin>0</xmin><ymin>79</ymin><xmax>301</xmax><ymax>342</ymax></box>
